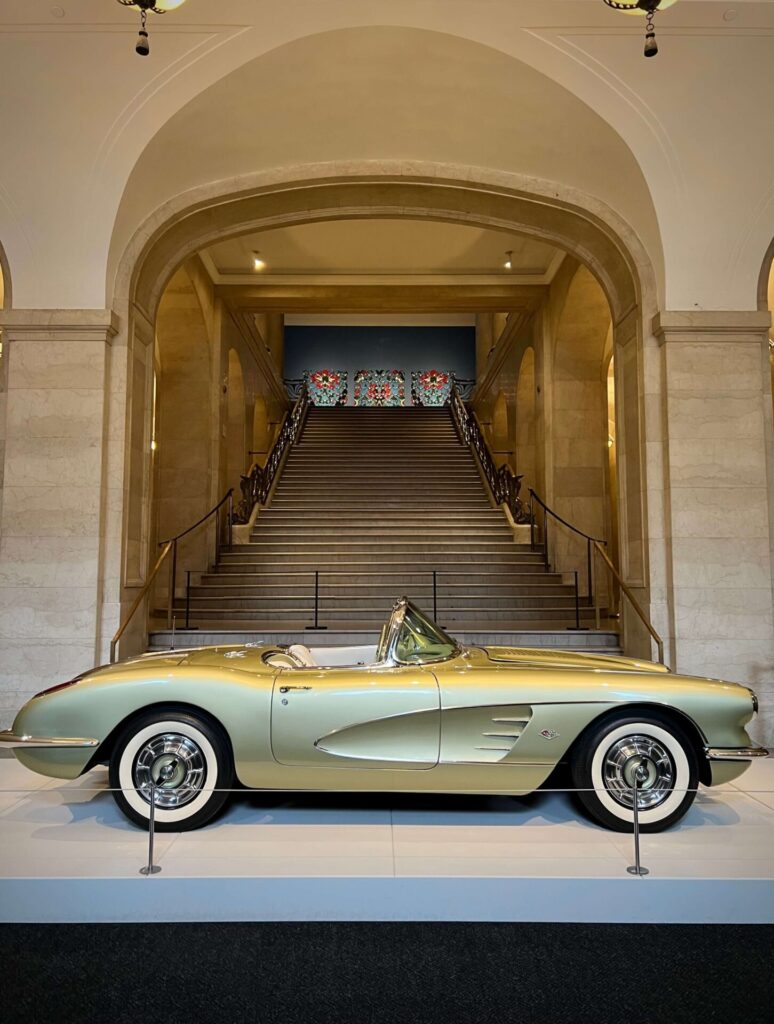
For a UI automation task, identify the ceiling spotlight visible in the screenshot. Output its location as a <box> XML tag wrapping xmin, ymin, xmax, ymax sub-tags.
<box><xmin>602</xmin><ymin>1</ymin><xmax>678</xmax><ymax>57</ymax></box>
<box><xmin>116</xmin><ymin>0</ymin><xmax>188</xmax><ymax>57</ymax></box>
<box><xmin>503</xmin><ymin>251</ymin><xmax>513</xmax><ymax>271</ymax></box>
<box><xmin>253</xmin><ymin>252</ymin><xmax>266</xmax><ymax>272</ymax></box>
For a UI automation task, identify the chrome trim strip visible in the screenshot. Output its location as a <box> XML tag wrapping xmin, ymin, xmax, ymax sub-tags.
<box><xmin>0</xmin><ymin>729</ymin><xmax>99</xmax><ymax>749</ymax></box>
<box><xmin>705</xmin><ymin>745</ymin><xmax>769</xmax><ymax>761</ymax></box>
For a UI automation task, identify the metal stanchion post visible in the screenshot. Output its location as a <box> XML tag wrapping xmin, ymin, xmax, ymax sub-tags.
<box><xmin>139</xmin><ymin>783</ymin><xmax>162</xmax><ymax>876</ymax></box>
<box><xmin>626</xmin><ymin>767</ymin><xmax>650</xmax><ymax>877</ymax></box>
<box><xmin>306</xmin><ymin>569</ymin><xmax>327</xmax><ymax>631</ymax></box>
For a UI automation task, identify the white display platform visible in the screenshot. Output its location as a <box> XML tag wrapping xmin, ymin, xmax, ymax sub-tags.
<box><xmin>1</xmin><ymin>757</ymin><xmax>773</xmax><ymax>925</ymax></box>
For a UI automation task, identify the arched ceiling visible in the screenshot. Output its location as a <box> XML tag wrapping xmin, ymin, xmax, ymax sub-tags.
<box><xmin>1</xmin><ymin>2</ymin><xmax>773</xmax><ymax>310</ymax></box>
<box><xmin>202</xmin><ymin>219</ymin><xmax>562</xmax><ymax>280</ymax></box>
<box><xmin>110</xmin><ymin>26</ymin><xmax>660</xmax><ymax>299</ymax></box>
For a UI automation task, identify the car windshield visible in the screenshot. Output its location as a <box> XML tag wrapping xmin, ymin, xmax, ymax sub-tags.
<box><xmin>394</xmin><ymin>602</ymin><xmax>458</xmax><ymax>664</ymax></box>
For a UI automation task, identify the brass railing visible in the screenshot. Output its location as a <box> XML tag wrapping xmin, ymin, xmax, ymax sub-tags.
<box><xmin>449</xmin><ymin>384</ymin><xmax>531</xmax><ymax>525</ymax></box>
<box><xmin>529</xmin><ymin>489</ymin><xmax>664</xmax><ymax>665</ymax></box>
<box><xmin>234</xmin><ymin>384</ymin><xmax>309</xmax><ymax>523</ymax></box>
<box><xmin>451</xmin><ymin>382</ymin><xmax>664</xmax><ymax>664</ymax></box>
<box><xmin>593</xmin><ymin>541</ymin><xmax>665</xmax><ymax>665</ymax></box>
<box><xmin>110</xmin><ymin>489</ymin><xmax>234</xmax><ymax>663</ymax></box>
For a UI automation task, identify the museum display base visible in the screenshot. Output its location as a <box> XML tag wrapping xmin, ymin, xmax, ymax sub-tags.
<box><xmin>1</xmin><ymin>757</ymin><xmax>772</xmax><ymax>925</ymax></box>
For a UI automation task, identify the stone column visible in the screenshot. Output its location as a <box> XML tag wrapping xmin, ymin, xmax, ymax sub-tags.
<box><xmin>655</xmin><ymin>311</ymin><xmax>774</xmax><ymax>744</ymax></box>
<box><xmin>0</xmin><ymin>310</ymin><xmax>118</xmax><ymax>726</ymax></box>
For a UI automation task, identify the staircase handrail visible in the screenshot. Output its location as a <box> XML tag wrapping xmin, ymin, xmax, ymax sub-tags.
<box><xmin>528</xmin><ymin>489</ymin><xmax>606</xmax><ymax>545</ymax></box>
<box><xmin>158</xmin><ymin>489</ymin><xmax>234</xmax><ymax>546</ymax></box>
<box><xmin>529</xmin><ymin>488</ymin><xmax>664</xmax><ymax>665</ymax></box>
<box><xmin>449</xmin><ymin>383</ymin><xmax>531</xmax><ymax>525</ymax></box>
<box><xmin>109</xmin><ymin>542</ymin><xmax>173</xmax><ymax>664</ymax></box>
<box><xmin>593</xmin><ymin>541</ymin><xmax>665</xmax><ymax>665</ymax></box>
<box><xmin>234</xmin><ymin>383</ymin><xmax>310</xmax><ymax>523</ymax></box>
<box><xmin>111</xmin><ymin>488</ymin><xmax>236</xmax><ymax>662</ymax></box>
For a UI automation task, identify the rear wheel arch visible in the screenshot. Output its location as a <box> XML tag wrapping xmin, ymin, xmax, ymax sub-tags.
<box><xmin>82</xmin><ymin>701</ymin><xmax>234</xmax><ymax>774</ymax></box>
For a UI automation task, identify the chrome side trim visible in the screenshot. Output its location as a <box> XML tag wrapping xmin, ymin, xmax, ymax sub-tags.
<box><xmin>0</xmin><ymin>729</ymin><xmax>99</xmax><ymax>749</ymax></box>
<box><xmin>705</xmin><ymin>745</ymin><xmax>769</xmax><ymax>761</ymax></box>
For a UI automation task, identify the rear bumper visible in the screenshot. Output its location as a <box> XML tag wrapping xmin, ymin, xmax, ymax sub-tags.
<box><xmin>705</xmin><ymin>745</ymin><xmax>769</xmax><ymax>761</ymax></box>
<box><xmin>0</xmin><ymin>729</ymin><xmax>99</xmax><ymax>750</ymax></box>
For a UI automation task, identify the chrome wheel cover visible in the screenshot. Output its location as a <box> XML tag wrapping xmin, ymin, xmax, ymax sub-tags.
<box><xmin>132</xmin><ymin>732</ymin><xmax>207</xmax><ymax>809</ymax></box>
<box><xmin>602</xmin><ymin>734</ymin><xmax>675</xmax><ymax>810</ymax></box>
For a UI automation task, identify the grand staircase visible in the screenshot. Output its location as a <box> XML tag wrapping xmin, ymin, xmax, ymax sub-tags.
<box><xmin>151</xmin><ymin>406</ymin><xmax>619</xmax><ymax>652</ymax></box>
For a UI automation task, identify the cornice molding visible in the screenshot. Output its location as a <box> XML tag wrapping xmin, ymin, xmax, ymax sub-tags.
<box><xmin>0</xmin><ymin>308</ymin><xmax>120</xmax><ymax>340</ymax></box>
<box><xmin>653</xmin><ymin>310</ymin><xmax>771</xmax><ymax>344</ymax></box>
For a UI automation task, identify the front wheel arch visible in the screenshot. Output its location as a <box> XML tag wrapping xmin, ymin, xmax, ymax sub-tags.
<box><xmin>565</xmin><ymin>703</ymin><xmax>710</xmax><ymax>787</ymax></box>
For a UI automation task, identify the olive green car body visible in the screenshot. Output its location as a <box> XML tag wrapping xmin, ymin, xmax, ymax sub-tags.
<box><xmin>5</xmin><ymin>632</ymin><xmax>763</xmax><ymax>797</ymax></box>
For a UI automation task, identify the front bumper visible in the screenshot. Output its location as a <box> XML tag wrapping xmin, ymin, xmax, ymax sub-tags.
<box><xmin>0</xmin><ymin>729</ymin><xmax>99</xmax><ymax>750</ymax></box>
<box><xmin>705</xmin><ymin>745</ymin><xmax>769</xmax><ymax>761</ymax></box>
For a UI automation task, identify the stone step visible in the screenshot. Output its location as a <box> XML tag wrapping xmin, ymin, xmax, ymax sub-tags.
<box><xmin>183</xmin><ymin>594</ymin><xmax>581</xmax><ymax>611</ymax></box>
<box><xmin>250</xmin><ymin>528</ymin><xmax>515</xmax><ymax>539</ymax></box>
<box><xmin>149</xmin><ymin>626</ymin><xmax>622</xmax><ymax>654</ymax></box>
<box><xmin>189</xmin><ymin>582</ymin><xmax>572</xmax><ymax>598</ymax></box>
<box><xmin>169</xmin><ymin>606</ymin><xmax>597</xmax><ymax>623</ymax></box>
<box><xmin>258</xmin><ymin>512</ymin><xmax>505</xmax><ymax>522</ymax></box>
<box><xmin>200</xmin><ymin>571</ymin><xmax>562</xmax><ymax>585</ymax></box>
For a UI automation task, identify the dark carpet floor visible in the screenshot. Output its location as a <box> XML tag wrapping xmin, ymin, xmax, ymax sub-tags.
<box><xmin>3</xmin><ymin>922</ymin><xmax>773</xmax><ymax>1024</ymax></box>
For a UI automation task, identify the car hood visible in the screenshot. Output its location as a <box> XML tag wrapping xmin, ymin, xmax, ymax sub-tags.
<box><xmin>479</xmin><ymin>646</ymin><xmax>670</xmax><ymax>674</ymax></box>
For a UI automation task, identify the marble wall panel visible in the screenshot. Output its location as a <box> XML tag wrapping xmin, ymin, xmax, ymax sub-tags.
<box><xmin>657</xmin><ymin>321</ymin><xmax>774</xmax><ymax>745</ymax></box>
<box><xmin>0</xmin><ymin>326</ymin><xmax>113</xmax><ymax>727</ymax></box>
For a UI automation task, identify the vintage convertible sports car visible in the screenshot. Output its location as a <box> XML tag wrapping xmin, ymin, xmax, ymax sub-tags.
<box><xmin>1</xmin><ymin>599</ymin><xmax>767</xmax><ymax>833</ymax></box>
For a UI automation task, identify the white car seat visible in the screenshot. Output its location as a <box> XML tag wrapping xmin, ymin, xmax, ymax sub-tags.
<box><xmin>287</xmin><ymin>643</ymin><xmax>318</xmax><ymax>668</ymax></box>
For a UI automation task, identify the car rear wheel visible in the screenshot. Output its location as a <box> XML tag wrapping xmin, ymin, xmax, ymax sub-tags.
<box><xmin>570</xmin><ymin>712</ymin><xmax>699</xmax><ymax>833</ymax></box>
<box><xmin>108</xmin><ymin>710</ymin><xmax>233</xmax><ymax>832</ymax></box>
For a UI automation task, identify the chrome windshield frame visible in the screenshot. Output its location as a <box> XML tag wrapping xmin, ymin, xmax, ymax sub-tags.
<box><xmin>379</xmin><ymin>598</ymin><xmax>463</xmax><ymax>667</ymax></box>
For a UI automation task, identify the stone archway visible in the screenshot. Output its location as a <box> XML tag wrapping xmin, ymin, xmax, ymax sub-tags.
<box><xmin>107</xmin><ymin>165</ymin><xmax>661</xmax><ymax>660</ymax></box>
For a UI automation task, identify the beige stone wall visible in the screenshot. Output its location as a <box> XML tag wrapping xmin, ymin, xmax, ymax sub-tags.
<box><xmin>655</xmin><ymin>312</ymin><xmax>774</xmax><ymax>744</ymax></box>
<box><xmin>514</xmin><ymin>347</ymin><xmax>536</xmax><ymax>497</ymax></box>
<box><xmin>549</xmin><ymin>265</ymin><xmax>611</xmax><ymax>591</ymax></box>
<box><xmin>153</xmin><ymin>266</ymin><xmax>216</xmax><ymax>609</ymax></box>
<box><xmin>0</xmin><ymin>311</ymin><xmax>116</xmax><ymax>726</ymax></box>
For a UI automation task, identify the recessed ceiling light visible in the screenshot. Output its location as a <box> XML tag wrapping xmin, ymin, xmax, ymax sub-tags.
<box><xmin>253</xmin><ymin>252</ymin><xmax>266</xmax><ymax>271</ymax></box>
<box><xmin>503</xmin><ymin>251</ymin><xmax>513</xmax><ymax>271</ymax></box>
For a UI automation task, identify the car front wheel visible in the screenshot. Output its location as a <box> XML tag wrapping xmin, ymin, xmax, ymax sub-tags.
<box><xmin>108</xmin><ymin>709</ymin><xmax>233</xmax><ymax>831</ymax></box>
<box><xmin>570</xmin><ymin>712</ymin><xmax>699</xmax><ymax>833</ymax></box>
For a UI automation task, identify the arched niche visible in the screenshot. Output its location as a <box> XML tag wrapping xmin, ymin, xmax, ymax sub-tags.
<box><xmin>110</xmin><ymin>166</ymin><xmax>658</xmax><ymax>655</ymax></box>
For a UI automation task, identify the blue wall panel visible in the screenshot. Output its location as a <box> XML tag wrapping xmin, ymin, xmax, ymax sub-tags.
<box><xmin>284</xmin><ymin>326</ymin><xmax>475</xmax><ymax>405</ymax></box>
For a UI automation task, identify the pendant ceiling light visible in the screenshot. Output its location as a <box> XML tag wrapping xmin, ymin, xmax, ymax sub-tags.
<box><xmin>117</xmin><ymin>0</ymin><xmax>188</xmax><ymax>57</ymax></box>
<box><xmin>602</xmin><ymin>1</ymin><xmax>677</xmax><ymax>57</ymax></box>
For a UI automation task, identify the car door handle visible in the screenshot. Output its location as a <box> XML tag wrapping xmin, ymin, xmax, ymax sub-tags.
<box><xmin>279</xmin><ymin>685</ymin><xmax>313</xmax><ymax>694</ymax></box>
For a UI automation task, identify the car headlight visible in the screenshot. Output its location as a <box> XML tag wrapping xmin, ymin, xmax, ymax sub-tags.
<box><xmin>749</xmin><ymin>688</ymin><xmax>759</xmax><ymax>714</ymax></box>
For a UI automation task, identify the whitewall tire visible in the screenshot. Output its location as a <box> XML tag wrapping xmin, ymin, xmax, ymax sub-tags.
<box><xmin>570</xmin><ymin>712</ymin><xmax>699</xmax><ymax>833</ymax></box>
<box><xmin>108</xmin><ymin>709</ymin><xmax>233</xmax><ymax>831</ymax></box>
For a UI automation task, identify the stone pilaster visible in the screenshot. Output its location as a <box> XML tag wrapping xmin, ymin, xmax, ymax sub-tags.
<box><xmin>0</xmin><ymin>310</ymin><xmax>118</xmax><ymax>726</ymax></box>
<box><xmin>654</xmin><ymin>310</ymin><xmax>774</xmax><ymax>744</ymax></box>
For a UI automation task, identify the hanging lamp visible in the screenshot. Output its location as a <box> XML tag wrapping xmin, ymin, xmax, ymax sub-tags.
<box><xmin>116</xmin><ymin>0</ymin><xmax>188</xmax><ymax>56</ymax></box>
<box><xmin>602</xmin><ymin>1</ymin><xmax>678</xmax><ymax>57</ymax></box>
